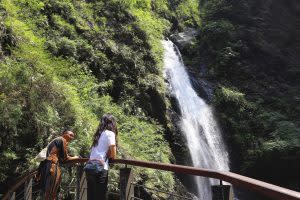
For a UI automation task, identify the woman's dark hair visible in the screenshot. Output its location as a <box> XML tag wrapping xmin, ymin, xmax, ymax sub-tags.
<box><xmin>92</xmin><ymin>113</ymin><xmax>118</xmax><ymax>147</ymax></box>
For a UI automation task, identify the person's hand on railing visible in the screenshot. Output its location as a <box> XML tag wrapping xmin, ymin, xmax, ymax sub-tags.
<box><xmin>64</xmin><ymin>157</ymin><xmax>88</xmax><ymax>165</ymax></box>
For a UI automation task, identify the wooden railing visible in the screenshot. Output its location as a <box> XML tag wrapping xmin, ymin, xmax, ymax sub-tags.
<box><xmin>111</xmin><ymin>159</ymin><xmax>300</xmax><ymax>200</ymax></box>
<box><xmin>2</xmin><ymin>171</ymin><xmax>38</xmax><ymax>200</ymax></box>
<box><xmin>3</xmin><ymin>158</ymin><xmax>300</xmax><ymax>200</ymax></box>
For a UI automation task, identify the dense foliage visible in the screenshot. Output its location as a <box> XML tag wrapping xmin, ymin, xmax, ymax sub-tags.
<box><xmin>196</xmin><ymin>0</ymin><xmax>300</xmax><ymax>190</ymax></box>
<box><xmin>0</xmin><ymin>0</ymin><xmax>194</xmax><ymax>195</ymax></box>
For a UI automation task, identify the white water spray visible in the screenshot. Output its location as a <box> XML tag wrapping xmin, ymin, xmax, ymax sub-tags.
<box><xmin>162</xmin><ymin>40</ymin><xmax>229</xmax><ymax>200</ymax></box>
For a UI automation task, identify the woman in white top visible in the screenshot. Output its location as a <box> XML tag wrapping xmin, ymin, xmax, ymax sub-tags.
<box><xmin>86</xmin><ymin>113</ymin><xmax>117</xmax><ymax>200</ymax></box>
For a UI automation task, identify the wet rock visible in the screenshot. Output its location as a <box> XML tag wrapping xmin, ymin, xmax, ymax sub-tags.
<box><xmin>170</xmin><ymin>28</ymin><xmax>200</xmax><ymax>49</ymax></box>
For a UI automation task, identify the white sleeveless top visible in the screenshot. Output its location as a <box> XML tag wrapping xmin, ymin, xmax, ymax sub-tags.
<box><xmin>89</xmin><ymin>130</ymin><xmax>116</xmax><ymax>170</ymax></box>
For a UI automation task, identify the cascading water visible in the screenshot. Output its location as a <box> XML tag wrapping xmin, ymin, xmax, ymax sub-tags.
<box><xmin>162</xmin><ymin>40</ymin><xmax>230</xmax><ymax>200</ymax></box>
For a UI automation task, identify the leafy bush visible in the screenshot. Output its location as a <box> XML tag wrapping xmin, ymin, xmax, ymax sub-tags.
<box><xmin>175</xmin><ymin>0</ymin><xmax>201</xmax><ymax>27</ymax></box>
<box><xmin>45</xmin><ymin>0</ymin><xmax>76</xmax><ymax>23</ymax></box>
<box><xmin>202</xmin><ymin>20</ymin><xmax>234</xmax><ymax>50</ymax></box>
<box><xmin>51</xmin><ymin>14</ymin><xmax>76</xmax><ymax>38</ymax></box>
<box><xmin>132</xmin><ymin>9</ymin><xmax>170</xmax><ymax>68</ymax></box>
<box><xmin>76</xmin><ymin>39</ymin><xmax>94</xmax><ymax>62</ymax></box>
<box><xmin>151</xmin><ymin>0</ymin><xmax>171</xmax><ymax>17</ymax></box>
<box><xmin>203</xmin><ymin>0</ymin><xmax>232</xmax><ymax>21</ymax></box>
<box><xmin>56</xmin><ymin>37</ymin><xmax>77</xmax><ymax>58</ymax></box>
<box><xmin>45</xmin><ymin>39</ymin><xmax>58</xmax><ymax>55</ymax></box>
<box><xmin>215</xmin><ymin>86</ymin><xmax>253</xmax><ymax>109</ymax></box>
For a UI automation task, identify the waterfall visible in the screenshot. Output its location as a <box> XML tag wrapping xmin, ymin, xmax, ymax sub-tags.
<box><xmin>162</xmin><ymin>40</ymin><xmax>230</xmax><ymax>200</ymax></box>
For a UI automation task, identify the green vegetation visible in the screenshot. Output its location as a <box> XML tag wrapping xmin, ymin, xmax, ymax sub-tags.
<box><xmin>0</xmin><ymin>0</ymin><xmax>185</xmax><ymax>195</ymax></box>
<box><xmin>174</xmin><ymin>0</ymin><xmax>201</xmax><ymax>27</ymax></box>
<box><xmin>197</xmin><ymin>0</ymin><xmax>300</xmax><ymax>189</ymax></box>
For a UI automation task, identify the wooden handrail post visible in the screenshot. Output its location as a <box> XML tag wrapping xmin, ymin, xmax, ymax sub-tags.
<box><xmin>212</xmin><ymin>184</ymin><xmax>233</xmax><ymax>200</ymax></box>
<box><xmin>119</xmin><ymin>167</ymin><xmax>134</xmax><ymax>200</ymax></box>
<box><xmin>76</xmin><ymin>165</ymin><xmax>84</xmax><ymax>200</ymax></box>
<box><xmin>9</xmin><ymin>192</ymin><xmax>15</xmax><ymax>200</ymax></box>
<box><xmin>79</xmin><ymin>172</ymin><xmax>87</xmax><ymax>200</ymax></box>
<box><xmin>24</xmin><ymin>178</ymin><xmax>32</xmax><ymax>200</ymax></box>
<box><xmin>170</xmin><ymin>193</ymin><xmax>175</xmax><ymax>200</ymax></box>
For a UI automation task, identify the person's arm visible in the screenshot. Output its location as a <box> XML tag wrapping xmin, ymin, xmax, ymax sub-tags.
<box><xmin>108</xmin><ymin>145</ymin><xmax>116</xmax><ymax>159</ymax></box>
<box><xmin>61</xmin><ymin>138</ymin><xmax>79</xmax><ymax>162</ymax></box>
<box><xmin>66</xmin><ymin>155</ymin><xmax>80</xmax><ymax>161</ymax></box>
<box><xmin>107</xmin><ymin>131</ymin><xmax>117</xmax><ymax>160</ymax></box>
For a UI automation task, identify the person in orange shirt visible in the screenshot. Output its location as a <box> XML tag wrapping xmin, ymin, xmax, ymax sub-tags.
<box><xmin>37</xmin><ymin>130</ymin><xmax>79</xmax><ymax>200</ymax></box>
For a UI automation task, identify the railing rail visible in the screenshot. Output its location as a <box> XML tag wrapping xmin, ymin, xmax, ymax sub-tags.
<box><xmin>2</xmin><ymin>171</ymin><xmax>37</xmax><ymax>200</ymax></box>
<box><xmin>109</xmin><ymin>159</ymin><xmax>300</xmax><ymax>200</ymax></box>
<box><xmin>3</xmin><ymin>158</ymin><xmax>300</xmax><ymax>200</ymax></box>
